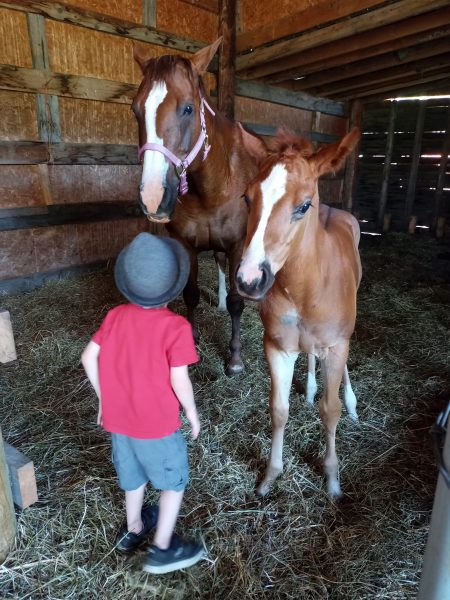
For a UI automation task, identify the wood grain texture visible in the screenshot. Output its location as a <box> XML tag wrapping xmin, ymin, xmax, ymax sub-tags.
<box><xmin>240</xmin><ymin>0</ymin><xmax>313</xmax><ymax>33</ymax></box>
<box><xmin>157</xmin><ymin>0</ymin><xmax>218</xmax><ymax>43</ymax></box>
<box><xmin>66</xmin><ymin>0</ymin><xmax>142</xmax><ymax>23</ymax></box>
<box><xmin>4</xmin><ymin>443</ymin><xmax>37</xmax><ymax>507</ymax></box>
<box><xmin>0</xmin><ymin>165</ymin><xmax>45</xmax><ymax>208</ymax></box>
<box><xmin>0</xmin><ymin>7</ymin><xmax>32</xmax><ymax>67</ymax></box>
<box><xmin>0</xmin><ymin>91</ymin><xmax>39</xmax><ymax>140</ymax></box>
<box><xmin>236</xmin><ymin>96</ymin><xmax>313</xmax><ymax>132</ymax></box>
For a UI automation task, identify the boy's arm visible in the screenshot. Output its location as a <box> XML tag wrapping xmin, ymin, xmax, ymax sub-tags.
<box><xmin>170</xmin><ymin>365</ymin><xmax>200</xmax><ymax>439</ymax></box>
<box><xmin>81</xmin><ymin>341</ymin><xmax>102</xmax><ymax>425</ymax></box>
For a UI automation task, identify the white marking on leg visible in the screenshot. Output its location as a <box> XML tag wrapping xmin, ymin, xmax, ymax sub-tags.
<box><xmin>343</xmin><ymin>364</ymin><xmax>358</xmax><ymax>421</ymax></box>
<box><xmin>239</xmin><ymin>164</ymin><xmax>287</xmax><ymax>283</ymax></box>
<box><xmin>217</xmin><ymin>265</ymin><xmax>227</xmax><ymax>311</ymax></box>
<box><xmin>141</xmin><ymin>82</ymin><xmax>169</xmax><ymax>213</ymax></box>
<box><xmin>305</xmin><ymin>353</ymin><xmax>317</xmax><ymax>405</ymax></box>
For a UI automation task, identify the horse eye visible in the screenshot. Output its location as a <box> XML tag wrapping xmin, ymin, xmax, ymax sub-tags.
<box><xmin>291</xmin><ymin>200</ymin><xmax>312</xmax><ymax>222</ymax></box>
<box><xmin>243</xmin><ymin>194</ymin><xmax>251</xmax><ymax>207</ymax></box>
<box><xmin>183</xmin><ymin>104</ymin><xmax>193</xmax><ymax>116</ymax></box>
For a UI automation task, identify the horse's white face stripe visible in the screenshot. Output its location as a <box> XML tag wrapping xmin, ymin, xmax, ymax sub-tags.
<box><xmin>142</xmin><ymin>82</ymin><xmax>168</xmax><ymax>186</ymax></box>
<box><xmin>243</xmin><ymin>163</ymin><xmax>288</xmax><ymax>266</ymax></box>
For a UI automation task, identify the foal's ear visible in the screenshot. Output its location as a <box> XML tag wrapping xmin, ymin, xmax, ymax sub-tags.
<box><xmin>314</xmin><ymin>127</ymin><xmax>360</xmax><ymax>176</ymax></box>
<box><xmin>190</xmin><ymin>37</ymin><xmax>223</xmax><ymax>75</ymax></box>
<box><xmin>133</xmin><ymin>41</ymin><xmax>151</xmax><ymax>74</ymax></box>
<box><xmin>238</xmin><ymin>123</ymin><xmax>268</xmax><ymax>166</ymax></box>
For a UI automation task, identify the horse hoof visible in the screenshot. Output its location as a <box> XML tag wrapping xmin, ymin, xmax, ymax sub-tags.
<box><xmin>327</xmin><ymin>479</ymin><xmax>342</xmax><ymax>500</ymax></box>
<box><xmin>225</xmin><ymin>362</ymin><xmax>245</xmax><ymax>376</ymax></box>
<box><xmin>217</xmin><ymin>302</ymin><xmax>227</xmax><ymax>312</ymax></box>
<box><xmin>348</xmin><ymin>412</ymin><xmax>359</xmax><ymax>423</ymax></box>
<box><xmin>256</xmin><ymin>481</ymin><xmax>272</xmax><ymax>497</ymax></box>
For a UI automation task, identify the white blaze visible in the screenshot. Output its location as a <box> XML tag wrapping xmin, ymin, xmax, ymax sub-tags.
<box><xmin>141</xmin><ymin>82</ymin><xmax>169</xmax><ymax>213</ymax></box>
<box><xmin>239</xmin><ymin>163</ymin><xmax>287</xmax><ymax>283</ymax></box>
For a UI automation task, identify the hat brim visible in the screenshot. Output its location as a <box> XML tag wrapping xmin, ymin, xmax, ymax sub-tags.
<box><xmin>114</xmin><ymin>236</ymin><xmax>190</xmax><ymax>307</ymax></box>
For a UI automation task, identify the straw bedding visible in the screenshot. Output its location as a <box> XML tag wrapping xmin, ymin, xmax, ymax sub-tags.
<box><xmin>1</xmin><ymin>232</ymin><xmax>449</xmax><ymax>599</ymax></box>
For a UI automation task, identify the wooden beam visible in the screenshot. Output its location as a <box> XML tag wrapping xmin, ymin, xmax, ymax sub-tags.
<box><xmin>0</xmin><ymin>0</ymin><xmax>205</xmax><ymax>54</ymax></box>
<box><xmin>293</xmin><ymin>37</ymin><xmax>450</xmax><ymax>92</ymax></box>
<box><xmin>0</xmin><ymin>428</ymin><xmax>16</xmax><ymax>562</ymax></box>
<box><xmin>405</xmin><ymin>102</ymin><xmax>426</xmax><ymax>229</ymax></box>
<box><xmin>235</xmin><ymin>80</ymin><xmax>346</xmax><ymax>117</ymax></box>
<box><xmin>236</xmin><ymin>0</ymin><xmax>385</xmax><ymax>53</ymax></box>
<box><xmin>0</xmin><ymin>141</ymin><xmax>138</xmax><ymax>165</ymax></box>
<box><xmin>266</xmin><ymin>21</ymin><xmax>450</xmax><ymax>85</ymax></box>
<box><xmin>343</xmin><ymin>100</ymin><xmax>362</xmax><ymax>212</ymax></box>
<box><xmin>142</xmin><ymin>0</ymin><xmax>157</xmax><ymax>27</ymax></box>
<box><xmin>243</xmin><ymin>122</ymin><xmax>339</xmax><ymax>144</ymax></box>
<box><xmin>0</xmin><ymin>64</ymin><xmax>137</xmax><ymax>104</ymax></box>
<box><xmin>432</xmin><ymin>103</ymin><xmax>450</xmax><ymax>231</ymax></box>
<box><xmin>311</xmin><ymin>53</ymin><xmax>450</xmax><ymax>98</ymax></box>
<box><xmin>178</xmin><ymin>0</ymin><xmax>219</xmax><ymax>13</ymax></box>
<box><xmin>4</xmin><ymin>443</ymin><xmax>38</xmax><ymax>509</ymax></box>
<box><xmin>355</xmin><ymin>76</ymin><xmax>450</xmax><ymax>103</ymax></box>
<box><xmin>218</xmin><ymin>0</ymin><xmax>235</xmax><ymax>119</ymax></box>
<box><xmin>377</xmin><ymin>101</ymin><xmax>397</xmax><ymax>230</ymax></box>
<box><xmin>238</xmin><ymin>5</ymin><xmax>450</xmax><ymax>80</ymax></box>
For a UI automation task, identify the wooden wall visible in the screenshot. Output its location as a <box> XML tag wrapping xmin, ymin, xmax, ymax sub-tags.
<box><xmin>0</xmin><ymin>0</ymin><xmax>349</xmax><ymax>293</ymax></box>
<box><xmin>356</xmin><ymin>100</ymin><xmax>450</xmax><ymax>235</ymax></box>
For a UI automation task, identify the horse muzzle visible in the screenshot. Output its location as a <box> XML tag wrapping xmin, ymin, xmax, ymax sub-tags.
<box><xmin>235</xmin><ymin>260</ymin><xmax>275</xmax><ymax>300</ymax></box>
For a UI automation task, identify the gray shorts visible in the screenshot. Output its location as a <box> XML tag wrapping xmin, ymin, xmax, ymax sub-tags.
<box><xmin>111</xmin><ymin>430</ymin><xmax>189</xmax><ymax>492</ymax></box>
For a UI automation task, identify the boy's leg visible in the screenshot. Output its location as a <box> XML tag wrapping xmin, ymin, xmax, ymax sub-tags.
<box><xmin>153</xmin><ymin>489</ymin><xmax>184</xmax><ymax>549</ymax></box>
<box><xmin>125</xmin><ymin>482</ymin><xmax>146</xmax><ymax>533</ymax></box>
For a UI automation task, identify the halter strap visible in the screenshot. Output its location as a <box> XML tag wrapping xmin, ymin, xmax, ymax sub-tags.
<box><xmin>138</xmin><ymin>95</ymin><xmax>215</xmax><ymax>196</ymax></box>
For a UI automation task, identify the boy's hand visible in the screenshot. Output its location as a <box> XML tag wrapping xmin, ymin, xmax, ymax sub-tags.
<box><xmin>186</xmin><ymin>409</ymin><xmax>200</xmax><ymax>440</ymax></box>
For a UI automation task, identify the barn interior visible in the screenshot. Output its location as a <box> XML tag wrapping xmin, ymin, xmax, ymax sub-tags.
<box><xmin>1</xmin><ymin>1</ymin><xmax>450</xmax><ymax>599</ymax></box>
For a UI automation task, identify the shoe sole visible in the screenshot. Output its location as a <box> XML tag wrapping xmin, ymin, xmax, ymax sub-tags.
<box><xmin>142</xmin><ymin>549</ymin><xmax>205</xmax><ymax>574</ymax></box>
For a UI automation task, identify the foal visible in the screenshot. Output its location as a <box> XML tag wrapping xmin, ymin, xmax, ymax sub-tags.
<box><xmin>132</xmin><ymin>39</ymin><xmax>266</xmax><ymax>374</ymax></box>
<box><xmin>236</xmin><ymin>129</ymin><xmax>361</xmax><ymax>498</ymax></box>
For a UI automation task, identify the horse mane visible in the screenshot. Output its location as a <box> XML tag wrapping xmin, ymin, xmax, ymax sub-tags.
<box><xmin>141</xmin><ymin>54</ymin><xmax>206</xmax><ymax>96</ymax></box>
<box><xmin>269</xmin><ymin>129</ymin><xmax>316</xmax><ymax>159</ymax></box>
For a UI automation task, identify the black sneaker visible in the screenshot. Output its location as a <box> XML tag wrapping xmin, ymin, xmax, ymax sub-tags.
<box><xmin>115</xmin><ymin>504</ymin><xmax>159</xmax><ymax>553</ymax></box>
<box><xmin>143</xmin><ymin>534</ymin><xmax>205</xmax><ymax>574</ymax></box>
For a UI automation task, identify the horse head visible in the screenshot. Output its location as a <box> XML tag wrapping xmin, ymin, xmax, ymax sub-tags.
<box><xmin>132</xmin><ymin>38</ymin><xmax>222</xmax><ymax>223</ymax></box>
<box><xmin>235</xmin><ymin>128</ymin><xmax>360</xmax><ymax>300</ymax></box>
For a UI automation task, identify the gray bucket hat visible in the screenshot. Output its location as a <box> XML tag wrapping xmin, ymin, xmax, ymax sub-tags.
<box><xmin>114</xmin><ymin>232</ymin><xmax>190</xmax><ymax>307</ymax></box>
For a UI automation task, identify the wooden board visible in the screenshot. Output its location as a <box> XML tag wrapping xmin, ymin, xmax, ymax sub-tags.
<box><xmin>66</xmin><ymin>0</ymin><xmax>142</xmax><ymax>23</ymax></box>
<box><xmin>240</xmin><ymin>0</ymin><xmax>312</xmax><ymax>33</ymax></box>
<box><xmin>4</xmin><ymin>443</ymin><xmax>37</xmax><ymax>508</ymax></box>
<box><xmin>157</xmin><ymin>0</ymin><xmax>218</xmax><ymax>43</ymax></box>
<box><xmin>0</xmin><ymin>310</ymin><xmax>16</xmax><ymax>363</ymax></box>
<box><xmin>0</xmin><ymin>7</ymin><xmax>32</xmax><ymax>67</ymax></box>
<box><xmin>0</xmin><ymin>428</ymin><xmax>15</xmax><ymax>563</ymax></box>
<box><xmin>0</xmin><ymin>165</ymin><xmax>45</xmax><ymax>208</ymax></box>
<box><xmin>236</xmin><ymin>96</ymin><xmax>313</xmax><ymax>133</ymax></box>
<box><xmin>0</xmin><ymin>91</ymin><xmax>39</xmax><ymax>140</ymax></box>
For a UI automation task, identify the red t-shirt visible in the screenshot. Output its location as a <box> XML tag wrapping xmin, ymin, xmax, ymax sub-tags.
<box><xmin>92</xmin><ymin>304</ymin><xmax>198</xmax><ymax>439</ymax></box>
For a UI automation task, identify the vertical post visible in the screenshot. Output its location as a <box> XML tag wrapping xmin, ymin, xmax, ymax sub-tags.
<box><xmin>432</xmin><ymin>103</ymin><xmax>450</xmax><ymax>233</ymax></box>
<box><xmin>27</xmin><ymin>13</ymin><xmax>61</xmax><ymax>143</ymax></box>
<box><xmin>404</xmin><ymin>101</ymin><xmax>426</xmax><ymax>230</ymax></box>
<box><xmin>218</xmin><ymin>0</ymin><xmax>236</xmax><ymax>120</ymax></box>
<box><xmin>418</xmin><ymin>404</ymin><xmax>450</xmax><ymax>600</ymax></box>
<box><xmin>343</xmin><ymin>99</ymin><xmax>363</xmax><ymax>212</ymax></box>
<box><xmin>0</xmin><ymin>427</ymin><xmax>16</xmax><ymax>563</ymax></box>
<box><xmin>377</xmin><ymin>100</ymin><xmax>397</xmax><ymax>231</ymax></box>
<box><xmin>142</xmin><ymin>0</ymin><xmax>157</xmax><ymax>27</ymax></box>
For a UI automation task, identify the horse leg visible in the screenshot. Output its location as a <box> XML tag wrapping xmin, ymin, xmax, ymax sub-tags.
<box><xmin>182</xmin><ymin>249</ymin><xmax>200</xmax><ymax>343</ymax></box>
<box><xmin>225</xmin><ymin>249</ymin><xmax>245</xmax><ymax>376</ymax></box>
<box><xmin>343</xmin><ymin>364</ymin><xmax>358</xmax><ymax>421</ymax></box>
<box><xmin>305</xmin><ymin>353</ymin><xmax>318</xmax><ymax>405</ymax></box>
<box><xmin>318</xmin><ymin>341</ymin><xmax>348</xmax><ymax>499</ymax></box>
<box><xmin>257</xmin><ymin>340</ymin><xmax>298</xmax><ymax>497</ymax></box>
<box><xmin>214</xmin><ymin>251</ymin><xmax>227</xmax><ymax>312</ymax></box>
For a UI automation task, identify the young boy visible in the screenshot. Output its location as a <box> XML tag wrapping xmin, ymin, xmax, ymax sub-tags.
<box><xmin>81</xmin><ymin>232</ymin><xmax>204</xmax><ymax>574</ymax></box>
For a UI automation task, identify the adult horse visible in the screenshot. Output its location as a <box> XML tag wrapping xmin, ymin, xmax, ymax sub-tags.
<box><xmin>132</xmin><ymin>38</ymin><xmax>266</xmax><ymax>375</ymax></box>
<box><xmin>235</xmin><ymin>128</ymin><xmax>361</xmax><ymax>498</ymax></box>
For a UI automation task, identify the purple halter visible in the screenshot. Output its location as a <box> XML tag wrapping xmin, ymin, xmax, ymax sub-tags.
<box><xmin>138</xmin><ymin>94</ymin><xmax>215</xmax><ymax>196</ymax></box>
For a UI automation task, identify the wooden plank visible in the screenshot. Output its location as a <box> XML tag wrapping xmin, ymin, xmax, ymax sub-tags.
<box><xmin>343</xmin><ymin>100</ymin><xmax>362</xmax><ymax>212</ymax></box>
<box><xmin>0</xmin><ymin>201</ymin><xmax>143</xmax><ymax>231</ymax></box>
<box><xmin>4</xmin><ymin>443</ymin><xmax>37</xmax><ymax>508</ymax></box>
<box><xmin>0</xmin><ymin>428</ymin><xmax>16</xmax><ymax>562</ymax></box>
<box><xmin>236</xmin><ymin>0</ymin><xmax>386</xmax><ymax>53</ymax></box>
<box><xmin>0</xmin><ymin>310</ymin><xmax>16</xmax><ymax>362</ymax></box>
<box><xmin>0</xmin><ymin>0</ymin><xmax>206</xmax><ymax>54</ymax></box>
<box><xmin>0</xmin><ymin>141</ymin><xmax>139</xmax><ymax>165</ymax></box>
<box><xmin>0</xmin><ymin>6</ymin><xmax>32</xmax><ymax>67</ymax></box>
<box><xmin>0</xmin><ymin>165</ymin><xmax>44</xmax><ymax>208</ymax></box>
<box><xmin>294</xmin><ymin>37</ymin><xmax>450</xmax><ymax>92</ymax></box>
<box><xmin>238</xmin><ymin>5</ymin><xmax>450</xmax><ymax>80</ymax></box>
<box><xmin>157</xmin><ymin>0</ymin><xmax>218</xmax><ymax>44</ymax></box>
<box><xmin>243</xmin><ymin>122</ymin><xmax>339</xmax><ymax>144</ymax></box>
<box><xmin>268</xmin><ymin>23</ymin><xmax>450</xmax><ymax>85</ymax></box>
<box><xmin>405</xmin><ymin>102</ymin><xmax>426</xmax><ymax>228</ymax></box>
<box><xmin>432</xmin><ymin>104</ymin><xmax>450</xmax><ymax>231</ymax></box>
<box><xmin>178</xmin><ymin>0</ymin><xmax>218</xmax><ymax>13</ymax></box>
<box><xmin>218</xmin><ymin>0</ymin><xmax>235</xmax><ymax>119</ymax></box>
<box><xmin>235</xmin><ymin>79</ymin><xmax>346</xmax><ymax>117</ymax></box>
<box><xmin>142</xmin><ymin>0</ymin><xmax>156</xmax><ymax>27</ymax></box>
<box><xmin>377</xmin><ymin>101</ymin><xmax>397</xmax><ymax>230</ymax></box>
<box><xmin>0</xmin><ymin>90</ymin><xmax>39</xmax><ymax>140</ymax></box>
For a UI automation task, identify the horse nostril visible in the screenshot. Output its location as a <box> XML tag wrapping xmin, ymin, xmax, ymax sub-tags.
<box><xmin>138</xmin><ymin>196</ymin><xmax>148</xmax><ymax>215</ymax></box>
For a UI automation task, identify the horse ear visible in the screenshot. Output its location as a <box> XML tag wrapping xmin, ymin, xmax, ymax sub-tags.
<box><xmin>238</xmin><ymin>123</ymin><xmax>268</xmax><ymax>166</ymax></box>
<box><xmin>314</xmin><ymin>127</ymin><xmax>360</xmax><ymax>176</ymax></box>
<box><xmin>133</xmin><ymin>41</ymin><xmax>151</xmax><ymax>73</ymax></box>
<box><xmin>190</xmin><ymin>37</ymin><xmax>223</xmax><ymax>75</ymax></box>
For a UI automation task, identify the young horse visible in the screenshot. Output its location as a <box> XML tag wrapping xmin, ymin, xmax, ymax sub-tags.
<box><xmin>132</xmin><ymin>39</ymin><xmax>266</xmax><ymax>374</ymax></box>
<box><xmin>235</xmin><ymin>128</ymin><xmax>361</xmax><ymax>498</ymax></box>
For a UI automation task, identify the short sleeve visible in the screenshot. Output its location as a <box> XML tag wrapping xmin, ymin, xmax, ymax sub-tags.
<box><xmin>91</xmin><ymin>309</ymin><xmax>115</xmax><ymax>346</ymax></box>
<box><xmin>167</xmin><ymin>319</ymin><xmax>199</xmax><ymax>367</ymax></box>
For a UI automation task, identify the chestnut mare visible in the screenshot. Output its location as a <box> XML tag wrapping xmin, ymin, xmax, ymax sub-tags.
<box><xmin>132</xmin><ymin>38</ymin><xmax>266</xmax><ymax>374</ymax></box>
<box><xmin>236</xmin><ymin>128</ymin><xmax>361</xmax><ymax>498</ymax></box>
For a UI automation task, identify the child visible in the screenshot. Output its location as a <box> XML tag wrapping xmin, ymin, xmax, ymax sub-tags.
<box><xmin>81</xmin><ymin>232</ymin><xmax>204</xmax><ymax>574</ymax></box>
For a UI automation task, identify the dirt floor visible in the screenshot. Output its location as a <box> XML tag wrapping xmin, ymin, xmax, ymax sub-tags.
<box><xmin>1</xmin><ymin>232</ymin><xmax>449</xmax><ymax>599</ymax></box>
